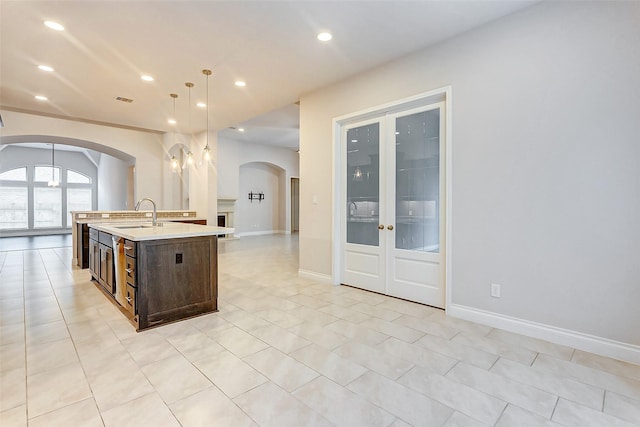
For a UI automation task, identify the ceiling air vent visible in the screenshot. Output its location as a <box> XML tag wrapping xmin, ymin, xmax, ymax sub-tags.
<box><xmin>115</xmin><ymin>96</ymin><xmax>134</xmax><ymax>103</ymax></box>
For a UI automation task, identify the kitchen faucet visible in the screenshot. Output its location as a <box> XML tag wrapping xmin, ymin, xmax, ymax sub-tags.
<box><xmin>134</xmin><ymin>198</ymin><xmax>159</xmax><ymax>226</ymax></box>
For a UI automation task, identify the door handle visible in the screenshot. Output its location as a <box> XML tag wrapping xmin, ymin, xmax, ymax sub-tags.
<box><xmin>387</xmin><ymin>225</ymin><xmax>394</xmax><ymax>230</ymax></box>
<box><xmin>378</xmin><ymin>224</ymin><xmax>384</xmax><ymax>230</ymax></box>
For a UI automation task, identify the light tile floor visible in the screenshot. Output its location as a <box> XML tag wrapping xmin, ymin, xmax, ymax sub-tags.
<box><xmin>1</xmin><ymin>234</ymin><xmax>639</xmax><ymax>426</ymax></box>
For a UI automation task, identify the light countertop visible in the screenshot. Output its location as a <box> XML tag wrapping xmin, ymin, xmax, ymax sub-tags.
<box><xmin>75</xmin><ymin>216</ymin><xmax>206</xmax><ymax>224</ymax></box>
<box><xmin>89</xmin><ymin>221</ymin><xmax>233</xmax><ymax>241</ymax></box>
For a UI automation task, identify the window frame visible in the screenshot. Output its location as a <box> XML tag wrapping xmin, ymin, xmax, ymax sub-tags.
<box><xmin>0</xmin><ymin>164</ymin><xmax>95</xmax><ymax>232</ymax></box>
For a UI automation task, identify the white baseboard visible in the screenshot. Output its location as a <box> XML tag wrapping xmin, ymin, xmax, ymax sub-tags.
<box><xmin>298</xmin><ymin>269</ymin><xmax>334</xmax><ymax>285</ymax></box>
<box><xmin>448</xmin><ymin>304</ymin><xmax>640</xmax><ymax>365</ymax></box>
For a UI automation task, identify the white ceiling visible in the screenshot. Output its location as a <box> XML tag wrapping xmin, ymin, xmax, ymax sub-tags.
<box><xmin>0</xmin><ymin>1</ymin><xmax>537</xmax><ymax>150</ymax></box>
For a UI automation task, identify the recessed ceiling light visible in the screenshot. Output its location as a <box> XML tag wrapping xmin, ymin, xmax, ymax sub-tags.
<box><xmin>38</xmin><ymin>65</ymin><xmax>54</xmax><ymax>72</ymax></box>
<box><xmin>317</xmin><ymin>32</ymin><xmax>332</xmax><ymax>42</ymax></box>
<box><xmin>235</xmin><ymin>81</ymin><xmax>246</xmax><ymax>87</ymax></box>
<box><xmin>238</xmin><ymin>128</ymin><xmax>245</xmax><ymax>132</ymax></box>
<box><xmin>35</xmin><ymin>95</ymin><xmax>48</xmax><ymax>101</ymax></box>
<box><xmin>197</xmin><ymin>102</ymin><xmax>206</xmax><ymax>108</ymax></box>
<box><xmin>141</xmin><ymin>75</ymin><xmax>154</xmax><ymax>82</ymax></box>
<box><xmin>168</xmin><ymin>119</ymin><xmax>177</xmax><ymax>125</ymax></box>
<box><xmin>44</xmin><ymin>21</ymin><xmax>64</xmax><ymax>31</ymax></box>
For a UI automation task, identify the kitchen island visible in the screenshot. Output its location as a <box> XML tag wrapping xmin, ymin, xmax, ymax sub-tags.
<box><xmin>88</xmin><ymin>221</ymin><xmax>232</xmax><ymax>331</ymax></box>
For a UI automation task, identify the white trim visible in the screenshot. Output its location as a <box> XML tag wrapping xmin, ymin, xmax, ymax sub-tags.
<box><xmin>298</xmin><ymin>269</ymin><xmax>334</xmax><ymax>285</ymax></box>
<box><xmin>331</xmin><ymin>116</ymin><xmax>341</xmax><ymax>285</ymax></box>
<box><xmin>448</xmin><ymin>304</ymin><xmax>640</xmax><ymax>365</ymax></box>
<box><xmin>444</xmin><ymin>86</ymin><xmax>453</xmax><ymax>313</ymax></box>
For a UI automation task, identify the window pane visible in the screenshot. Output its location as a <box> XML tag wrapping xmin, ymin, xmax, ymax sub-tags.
<box><xmin>395</xmin><ymin>108</ymin><xmax>440</xmax><ymax>252</ymax></box>
<box><xmin>34</xmin><ymin>166</ymin><xmax>60</xmax><ymax>183</ymax></box>
<box><xmin>346</xmin><ymin>122</ymin><xmax>380</xmax><ymax>246</ymax></box>
<box><xmin>0</xmin><ymin>167</ymin><xmax>27</xmax><ymax>181</ymax></box>
<box><xmin>34</xmin><ymin>187</ymin><xmax>62</xmax><ymax>227</ymax></box>
<box><xmin>67</xmin><ymin>188</ymin><xmax>92</xmax><ymax>226</ymax></box>
<box><xmin>0</xmin><ymin>187</ymin><xmax>28</xmax><ymax>229</ymax></box>
<box><xmin>67</xmin><ymin>170</ymin><xmax>91</xmax><ymax>184</ymax></box>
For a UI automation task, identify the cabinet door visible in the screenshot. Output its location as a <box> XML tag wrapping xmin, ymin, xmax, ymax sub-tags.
<box><xmin>89</xmin><ymin>240</ymin><xmax>99</xmax><ymax>279</ymax></box>
<box><xmin>99</xmin><ymin>244</ymin><xmax>108</xmax><ymax>286</ymax></box>
<box><xmin>105</xmin><ymin>246</ymin><xmax>114</xmax><ymax>291</ymax></box>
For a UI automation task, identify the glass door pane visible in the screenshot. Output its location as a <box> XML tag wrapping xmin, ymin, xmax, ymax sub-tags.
<box><xmin>395</xmin><ymin>108</ymin><xmax>440</xmax><ymax>252</ymax></box>
<box><xmin>346</xmin><ymin>122</ymin><xmax>380</xmax><ymax>246</ymax></box>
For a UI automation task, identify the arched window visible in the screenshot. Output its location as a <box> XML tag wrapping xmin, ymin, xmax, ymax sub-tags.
<box><xmin>65</xmin><ymin>170</ymin><xmax>92</xmax><ymax>226</ymax></box>
<box><xmin>0</xmin><ymin>167</ymin><xmax>28</xmax><ymax>229</ymax></box>
<box><xmin>0</xmin><ymin>166</ymin><xmax>94</xmax><ymax>231</ymax></box>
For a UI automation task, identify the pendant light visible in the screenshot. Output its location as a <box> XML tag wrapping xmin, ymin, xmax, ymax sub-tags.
<box><xmin>184</xmin><ymin>82</ymin><xmax>194</xmax><ymax>168</ymax></box>
<box><xmin>169</xmin><ymin>93</ymin><xmax>180</xmax><ymax>172</ymax></box>
<box><xmin>48</xmin><ymin>143</ymin><xmax>59</xmax><ymax>187</ymax></box>
<box><xmin>202</xmin><ymin>69</ymin><xmax>212</xmax><ymax>164</ymax></box>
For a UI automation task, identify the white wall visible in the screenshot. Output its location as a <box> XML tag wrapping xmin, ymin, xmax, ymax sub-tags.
<box><xmin>0</xmin><ymin>145</ymin><xmax>97</xmax><ymax>187</ymax></box>
<box><xmin>299</xmin><ymin>1</ymin><xmax>640</xmax><ymax>359</ymax></box>
<box><xmin>0</xmin><ymin>110</ymin><xmax>163</xmax><ymax>207</ymax></box>
<box><xmin>237</xmin><ymin>162</ymin><xmax>285</xmax><ymax>235</ymax></box>
<box><xmin>97</xmin><ymin>153</ymin><xmax>129</xmax><ymax>210</ymax></box>
<box><xmin>218</xmin><ymin>137</ymin><xmax>299</xmax><ymax>233</ymax></box>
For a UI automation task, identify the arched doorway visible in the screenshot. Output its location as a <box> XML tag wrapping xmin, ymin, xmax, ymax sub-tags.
<box><xmin>0</xmin><ymin>136</ymin><xmax>135</xmax><ymax>236</ymax></box>
<box><xmin>237</xmin><ymin>161</ymin><xmax>287</xmax><ymax>236</ymax></box>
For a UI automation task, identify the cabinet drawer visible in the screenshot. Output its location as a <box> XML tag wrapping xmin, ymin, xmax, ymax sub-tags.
<box><xmin>89</xmin><ymin>228</ymin><xmax>98</xmax><ymax>241</ymax></box>
<box><xmin>124</xmin><ymin>240</ymin><xmax>136</xmax><ymax>258</ymax></box>
<box><xmin>124</xmin><ymin>283</ymin><xmax>136</xmax><ymax>316</ymax></box>
<box><xmin>98</xmin><ymin>231</ymin><xmax>112</xmax><ymax>246</ymax></box>
<box><xmin>125</xmin><ymin>255</ymin><xmax>136</xmax><ymax>287</ymax></box>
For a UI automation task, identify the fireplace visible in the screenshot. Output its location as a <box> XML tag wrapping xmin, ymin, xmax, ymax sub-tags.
<box><xmin>217</xmin><ymin>198</ymin><xmax>236</xmax><ymax>239</ymax></box>
<box><xmin>217</xmin><ymin>214</ymin><xmax>227</xmax><ymax>238</ymax></box>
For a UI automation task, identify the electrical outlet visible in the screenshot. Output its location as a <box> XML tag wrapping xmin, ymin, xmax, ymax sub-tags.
<box><xmin>175</xmin><ymin>253</ymin><xmax>183</xmax><ymax>264</ymax></box>
<box><xmin>491</xmin><ymin>283</ymin><xmax>501</xmax><ymax>298</ymax></box>
<box><xmin>145</xmin><ymin>212</ymin><xmax>152</xmax><ymax>217</ymax></box>
<box><xmin>101</xmin><ymin>213</ymin><xmax>109</xmax><ymax>218</ymax></box>
<box><xmin>182</xmin><ymin>212</ymin><xmax>189</xmax><ymax>217</ymax></box>
<box><xmin>78</xmin><ymin>213</ymin><xmax>87</xmax><ymax>218</ymax></box>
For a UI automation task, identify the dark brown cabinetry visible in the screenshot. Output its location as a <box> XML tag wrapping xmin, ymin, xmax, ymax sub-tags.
<box><xmin>77</xmin><ymin>223</ymin><xmax>90</xmax><ymax>269</ymax></box>
<box><xmin>88</xmin><ymin>226</ymin><xmax>218</xmax><ymax>331</ymax></box>
<box><xmin>123</xmin><ymin>239</ymin><xmax>137</xmax><ymax>318</ymax></box>
<box><xmin>136</xmin><ymin>236</ymin><xmax>217</xmax><ymax>330</ymax></box>
<box><xmin>88</xmin><ymin>228</ymin><xmax>99</xmax><ymax>278</ymax></box>
<box><xmin>88</xmin><ymin>229</ymin><xmax>115</xmax><ymax>296</ymax></box>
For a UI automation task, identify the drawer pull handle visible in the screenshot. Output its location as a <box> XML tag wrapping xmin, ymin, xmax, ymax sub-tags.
<box><xmin>126</xmin><ymin>296</ymin><xmax>132</xmax><ymax>303</ymax></box>
<box><xmin>125</xmin><ymin>268</ymin><xmax>133</xmax><ymax>273</ymax></box>
<box><xmin>124</xmin><ymin>246</ymin><xmax>133</xmax><ymax>250</ymax></box>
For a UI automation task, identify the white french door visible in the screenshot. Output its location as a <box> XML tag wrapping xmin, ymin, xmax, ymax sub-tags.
<box><xmin>341</xmin><ymin>102</ymin><xmax>445</xmax><ymax>308</ymax></box>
